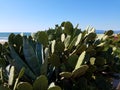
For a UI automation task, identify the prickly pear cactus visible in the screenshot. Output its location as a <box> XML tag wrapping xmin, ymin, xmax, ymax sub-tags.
<box><xmin>72</xmin><ymin>65</ymin><xmax>89</xmax><ymax>78</ymax></box>
<box><xmin>54</xmin><ymin>41</ymin><xmax>65</xmax><ymax>53</ymax></box>
<box><xmin>36</xmin><ymin>31</ymin><xmax>48</xmax><ymax>46</ymax></box>
<box><xmin>104</xmin><ymin>30</ymin><xmax>114</xmax><ymax>36</ymax></box>
<box><xmin>59</xmin><ymin>72</ymin><xmax>72</xmax><ymax>79</ymax></box>
<box><xmin>8</xmin><ymin>33</ymin><xmax>15</xmax><ymax>45</ymax></box>
<box><xmin>0</xmin><ymin>86</ymin><xmax>11</xmax><ymax>90</ymax></box>
<box><xmin>95</xmin><ymin>57</ymin><xmax>106</xmax><ymax>66</ymax></box>
<box><xmin>0</xmin><ymin>44</ymin><xmax>2</xmax><ymax>53</ymax></box>
<box><xmin>86</xmin><ymin>32</ymin><xmax>97</xmax><ymax>42</ymax></box>
<box><xmin>49</xmin><ymin>54</ymin><xmax>60</xmax><ymax>67</ymax></box>
<box><xmin>8</xmin><ymin>66</ymin><xmax>15</xmax><ymax>86</ymax></box>
<box><xmin>33</xmin><ymin>75</ymin><xmax>48</xmax><ymax>90</ymax></box>
<box><xmin>75</xmin><ymin>51</ymin><xmax>86</xmax><ymax>69</ymax></box>
<box><xmin>67</xmin><ymin>54</ymin><xmax>78</xmax><ymax>69</ymax></box>
<box><xmin>17</xmin><ymin>82</ymin><xmax>33</xmax><ymax>90</ymax></box>
<box><xmin>0</xmin><ymin>58</ymin><xmax>6</xmax><ymax>68</ymax></box>
<box><xmin>14</xmin><ymin>34</ymin><xmax>23</xmax><ymax>46</ymax></box>
<box><xmin>48</xmin><ymin>86</ymin><xmax>62</xmax><ymax>90</ymax></box>
<box><xmin>64</xmin><ymin>21</ymin><xmax>74</xmax><ymax>35</ymax></box>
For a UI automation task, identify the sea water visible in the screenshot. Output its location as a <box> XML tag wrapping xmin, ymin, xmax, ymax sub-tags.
<box><xmin>0</xmin><ymin>32</ymin><xmax>31</xmax><ymax>42</ymax></box>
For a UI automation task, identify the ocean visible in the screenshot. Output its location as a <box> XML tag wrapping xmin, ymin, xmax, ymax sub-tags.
<box><xmin>0</xmin><ymin>32</ymin><xmax>31</xmax><ymax>42</ymax></box>
<box><xmin>0</xmin><ymin>30</ymin><xmax>120</xmax><ymax>41</ymax></box>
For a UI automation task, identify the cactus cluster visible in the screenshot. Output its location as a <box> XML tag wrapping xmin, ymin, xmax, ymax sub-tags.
<box><xmin>0</xmin><ymin>21</ymin><xmax>120</xmax><ymax>90</ymax></box>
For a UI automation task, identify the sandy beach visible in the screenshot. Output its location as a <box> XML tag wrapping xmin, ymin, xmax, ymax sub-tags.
<box><xmin>0</xmin><ymin>40</ymin><xmax>8</xmax><ymax>44</ymax></box>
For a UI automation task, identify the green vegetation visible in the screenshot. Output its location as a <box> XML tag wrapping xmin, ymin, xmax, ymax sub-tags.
<box><xmin>0</xmin><ymin>21</ymin><xmax>120</xmax><ymax>90</ymax></box>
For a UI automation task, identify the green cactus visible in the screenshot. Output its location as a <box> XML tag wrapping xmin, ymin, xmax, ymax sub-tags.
<box><xmin>72</xmin><ymin>65</ymin><xmax>89</xmax><ymax>78</ymax></box>
<box><xmin>14</xmin><ymin>34</ymin><xmax>23</xmax><ymax>46</ymax></box>
<box><xmin>64</xmin><ymin>21</ymin><xmax>74</xmax><ymax>35</ymax></box>
<box><xmin>40</xmin><ymin>47</ymin><xmax>49</xmax><ymax>75</ymax></box>
<box><xmin>8</xmin><ymin>33</ymin><xmax>15</xmax><ymax>45</ymax></box>
<box><xmin>61</xmin><ymin>33</ymin><xmax>65</xmax><ymax>42</ymax></box>
<box><xmin>61</xmin><ymin>21</ymin><xmax>65</xmax><ymax>27</ymax></box>
<box><xmin>104</xmin><ymin>30</ymin><xmax>114</xmax><ymax>36</ymax></box>
<box><xmin>8</xmin><ymin>66</ymin><xmax>15</xmax><ymax>86</ymax></box>
<box><xmin>36</xmin><ymin>31</ymin><xmax>48</xmax><ymax>46</ymax></box>
<box><xmin>17</xmin><ymin>67</ymin><xmax>25</xmax><ymax>79</ymax></box>
<box><xmin>0</xmin><ymin>44</ymin><xmax>2</xmax><ymax>53</ymax></box>
<box><xmin>54</xmin><ymin>41</ymin><xmax>65</xmax><ymax>53</ymax></box>
<box><xmin>67</xmin><ymin>54</ymin><xmax>78</xmax><ymax>69</ymax></box>
<box><xmin>9</xmin><ymin>45</ymin><xmax>36</xmax><ymax>80</ymax></box>
<box><xmin>75</xmin><ymin>44</ymin><xmax>87</xmax><ymax>54</ymax></box>
<box><xmin>90</xmin><ymin>57</ymin><xmax>96</xmax><ymax>65</ymax></box>
<box><xmin>3</xmin><ymin>22</ymin><xmax>120</xmax><ymax>90</ymax></box>
<box><xmin>51</xmin><ymin>40</ymin><xmax>56</xmax><ymax>54</ymax></box>
<box><xmin>75</xmin><ymin>33</ymin><xmax>82</xmax><ymax>46</ymax></box>
<box><xmin>17</xmin><ymin>82</ymin><xmax>33</xmax><ymax>90</ymax></box>
<box><xmin>59</xmin><ymin>72</ymin><xmax>72</xmax><ymax>79</ymax></box>
<box><xmin>0</xmin><ymin>58</ymin><xmax>6</xmax><ymax>68</ymax></box>
<box><xmin>95</xmin><ymin>57</ymin><xmax>106</xmax><ymax>66</ymax></box>
<box><xmin>0</xmin><ymin>86</ymin><xmax>11</xmax><ymax>90</ymax></box>
<box><xmin>86</xmin><ymin>32</ymin><xmax>97</xmax><ymax>42</ymax></box>
<box><xmin>13</xmin><ymin>67</ymin><xmax>25</xmax><ymax>90</ymax></box>
<box><xmin>75</xmin><ymin>51</ymin><xmax>86</xmax><ymax>70</ymax></box>
<box><xmin>49</xmin><ymin>54</ymin><xmax>60</xmax><ymax>67</ymax></box>
<box><xmin>64</xmin><ymin>35</ymin><xmax>71</xmax><ymax>48</ymax></box>
<box><xmin>68</xmin><ymin>36</ymin><xmax>78</xmax><ymax>50</ymax></box>
<box><xmin>33</xmin><ymin>75</ymin><xmax>48</xmax><ymax>90</ymax></box>
<box><xmin>48</xmin><ymin>86</ymin><xmax>62</xmax><ymax>90</ymax></box>
<box><xmin>23</xmin><ymin>36</ymin><xmax>41</xmax><ymax>76</ymax></box>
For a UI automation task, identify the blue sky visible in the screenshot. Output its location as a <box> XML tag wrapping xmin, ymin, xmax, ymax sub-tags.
<box><xmin>0</xmin><ymin>0</ymin><xmax>120</xmax><ymax>32</ymax></box>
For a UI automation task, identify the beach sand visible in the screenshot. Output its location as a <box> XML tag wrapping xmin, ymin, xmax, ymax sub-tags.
<box><xmin>0</xmin><ymin>40</ymin><xmax>8</xmax><ymax>44</ymax></box>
